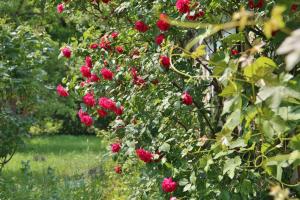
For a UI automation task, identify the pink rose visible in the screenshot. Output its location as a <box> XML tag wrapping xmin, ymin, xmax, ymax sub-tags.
<box><xmin>97</xmin><ymin>109</ymin><xmax>107</xmax><ymax>118</ymax></box>
<box><xmin>135</xmin><ymin>21</ymin><xmax>149</xmax><ymax>32</ymax></box>
<box><xmin>61</xmin><ymin>47</ymin><xmax>71</xmax><ymax>58</ymax></box>
<box><xmin>161</xmin><ymin>177</ymin><xmax>177</xmax><ymax>193</ymax></box>
<box><xmin>56</xmin><ymin>84</ymin><xmax>69</xmax><ymax>97</ymax></box>
<box><xmin>89</xmin><ymin>74</ymin><xmax>100</xmax><ymax>82</ymax></box>
<box><xmin>80</xmin><ymin>114</ymin><xmax>93</xmax><ymax>126</ymax></box>
<box><xmin>111</xmin><ymin>32</ymin><xmax>119</xmax><ymax>38</ymax></box>
<box><xmin>113</xmin><ymin>105</ymin><xmax>124</xmax><ymax>116</ymax></box>
<box><xmin>182</xmin><ymin>91</ymin><xmax>193</xmax><ymax>105</ymax></box>
<box><xmin>98</xmin><ymin>97</ymin><xmax>116</xmax><ymax>110</ymax></box>
<box><xmin>90</xmin><ymin>43</ymin><xmax>98</xmax><ymax>49</ymax></box>
<box><xmin>57</xmin><ymin>3</ymin><xmax>64</xmax><ymax>14</ymax></box>
<box><xmin>83</xmin><ymin>92</ymin><xmax>96</xmax><ymax>107</ymax></box>
<box><xmin>80</xmin><ymin>66</ymin><xmax>91</xmax><ymax>78</ymax></box>
<box><xmin>101</xmin><ymin>68</ymin><xmax>114</xmax><ymax>80</ymax></box>
<box><xmin>156</xmin><ymin>14</ymin><xmax>170</xmax><ymax>31</ymax></box>
<box><xmin>155</xmin><ymin>34</ymin><xmax>165</xmax><ymax>45</ymax></box>
<box><xmin>114</xmin><ymin>165</ymin><xmax>122</xmax><ymax>174</ymax></box>
<box><xmin>85</xmin><ymin>56</ymin><xmax>93</xmax><ymax>68</ymax></box>
<box><xmin>160</xmin><ymin>55</ymin><xmax>170</xmax><ymax>69</ymax></box>
<box><xmin>176</xmin><ymin>0</ymin><xmax>190</xmax><ymax>13</ymax></box>
<box><xmin>136</xmin><ymin>148</ymin><xmax>153</xmax><ymax>163</ymax></box>
<box><xmin>115</xmin><ymin>46</ymin><xmax>124</xmax><ymax>54</ymax></box>
<box><xmin>111</xmin><ymin>143</ymin><xmax>121</xmax><ymax>153</ymax></box>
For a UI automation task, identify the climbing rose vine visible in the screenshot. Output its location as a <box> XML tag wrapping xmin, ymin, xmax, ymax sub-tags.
<box><xmin>56</xmin><ymin>0</ymin><xmax>300</xmax><ymax>199</ymax></box>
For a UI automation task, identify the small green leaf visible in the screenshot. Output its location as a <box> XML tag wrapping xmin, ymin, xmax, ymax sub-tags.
<box><xmin>189</xmin><ymin>171</ymin><xmax>196</xmax><ymax>184</ymax></box>
<box><xmin>191</xmin><ymin>45</ymin><xmax>206</xmax><ymax>59</ymax></box>
<box><xmin>289</xmin><ymin>134</ymin><xmax>300</xmax><ymax>150</ymax></box>
<box><xmin>244</xmin><ymin>57</ymin><xmax>277</xmax><ymax>82</ymax></box>
<box><xmin>159</xmin><ymin>142</ymin><xmax>170</xmax><ymax>153</ymax></box>
<box><xmin>183</xmin><ymin>183</ymin><xmax>192</xmax><ymax>192</ymax></box>
<box><xmin>223</xmin><ymin>156</ymin><xmax>241</xmax><ymax>179</ymax></box>
<box><xmin>179</xmin><ymin>178</ymin><xmax>189</xmax><ymax>186</ymax></box>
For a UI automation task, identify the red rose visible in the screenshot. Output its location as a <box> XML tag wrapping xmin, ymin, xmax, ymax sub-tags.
<box><xmin>78</xmin><ymin>109</ymin><xmax>93</xmax><ymax>126</ymax></box>
<box><xmin>80</xmin><ymin>114</ymin><xmax>93</xmax><ymax>126</ymax></box>
<box><xmin>85</xmin><ymin>56</ymin><xmax>93</xmax><ymax>68</ymax></box>
<box><xmin>134</xmin><ymin>76</ymin><xmax>146</xmax><ymax>86</ymax></box>
<box><xmin>256</xmin><ymin>0</ymin><xmax>264</xmax><ymax>8</ymax></box>
<box><xmin>114</xmin><ymin>165</ymin><xmax>122</xmax><ymax>174</ymax></box>
<box><xmin>156</xmin><ymin>14</ymin><xmax>170</xmax><ymax>31</ymax></box>
<box><xmin>98</xmin><ymin>97</ymin><xmax>116</xmax><ymax>110</ymax></box>
<box><xmin>160</xmin><ymin>55</ymin><xmax>170</xmax><ymax>69</ymax></box>
<box><xmin>136</xmin><ymin>148</ymin><xmax>153</xmax><ymax>163</ymax></box>
<box><xmin>291</xmin><ymin>4</ymin><xmax>298</xmax><ymax>12</ymax></box>
<box><xmin>61</xmin><ymin>47</ymin><xmax>71</xmax><ymax>58</ymax></box>
<box><xmin>97</xmin><ymin>109</ymin><xmax>107</xmax><ymax>118</ymax></box>
<box><xmin>56</xmin><ymin>84</ymin><xmax>69</xmax><ymax>97</ymax></box>
<box><xmin>83</xmin><ymin>92</ymin><xmax>96</xmax><ymax>107</ymax></box>
<box><xmin>176</xmin><ymin>0</ymin><xmax>190</xmax><ymax>13</ymax></box>
<box><xmin>161</xmin><ymin>177</ymin><xmax>177</xmax><ymax>193</ymax></box>
<box><xmin>182</xmin><ymin>91</ymin><xmax>193</xmax><ymax>105</ymax></box>
<box><xmin>131</xmin><ymin>67</ymin><xmax>138</xmax><ymax>79</ymax></box>
<box><xmin>187</xmin><ymin>10</ymin><xmax>205</xmax><ymax>20</ymax></box>
<box><xmin>57</xmin><ymin>3</ymin><xmax>64</xmax><ymax>14</ymax></box>
<box><xmin>248</xmin><ymin>0</ymin><xmax>264</xmax><ymax>9</ymax></box>
<box><xmin>115</xmin><ymin>46</ymin><xmax>124</xmax><ymax>54</ymax></box>
<box><xmin>80</xmin><ymin>66</ymin><xmax>91</xmax><ymax>78</ymax></box>
<box><xmin>89</xmin><ymin>74</ymin><xmax>100</xmax><ymax>82</ymax></box>
<box><xmin>100</xmin><ymin>68</ymin><xmax>114</xmax><ymax>80</ymax></box>
<box><xmin>90</xmin><ymin>43</ymin><xmax>98</xmax><ymax>49</ymax></box>
<box><xmin>78</xmin><ymin>109</ymin><xmax>87</xmax><ymax>119</ymax></box>
<box><xmin>135</xmin><ymin>20</ymin><xmax>149</xmax><ymax>32</ymax></box>
<box><xmin>111</xmin><ymin>32</ymin><xmax>119</xmax><ymax>38</ymax></box>
<box><xmin>231</xmin><ymin>49</ymin><xmax>239</xmax><ymax>56</ymax></box>
<box><xmin>80</xmin><ymin>81</ymin><xmax>85</xmax><ymax>88</ymax></box>
<box><xmin>111</xmin><ymin>143</ymin><xmax>121</xmax><ymax>153</ymax></box>
<box><xmin>113</xmin><ymin>105</ymin><xmax>124</xmax><ymax>116</ymax></box>
<box><xmin>155</xmin><ymin>34</ymin><xmax>165</xmax><ymax>45</ymax></box>
<box><xmin>100</xmin><ymin>36</ymin><xmax>111</xmax><ymax>50</ymax></box>
<box><xmin>102</xmin><ymin>0</ymin><xmax>111</xmax><ymax>3</ymax></box>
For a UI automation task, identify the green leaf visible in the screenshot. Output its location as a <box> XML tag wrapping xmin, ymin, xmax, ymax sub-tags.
<box><xmin>159</xmin><ymin>142</ymin><xmax>170</xmax><ymax>153</ymax></box>
<box><xmin>245</xmin><ymin>106</ymin><xmax>258</xmax><ymax>128</ymax></box>
<box><xmin>243</xmin><ymin>57</ymin><xmax>277</xmax><ymax>82</ymax></box>
<box><xmin>183</xmin><ymin>183</ymin><xmax>192</xmax><ymax>192</ymax></box>
<box><xmin>261</xmin><ymin>143</ymin><xmax>271</xmax><ymax>154</ymax></box>
<box><xmin>240</xmin><ymin>179</ymin><xmax>252</xmax><ymax>196</ymax></box>
<box><xmin>189</xmin><ymin>171</ymin><xmax>196</xmax><ymax>184</ymax></box>
<box><xmin>223</xmin><ymin>156</ymin><xmax>241</xmax><ymax>179</ymax></box>
<box><xmin>223</xmin><ymin>109</ymin><xmax>241</xmax><ymax>131</ymax></box>
<box><xmin>222</xmin><ymin>32</ymin><xmax>245</xmax><ymax>46</ymax></box>
<box><xmin>191</xmin><ymin>45</ymin><xmax>206</xmax><ymax>59</ymax></box>
<box><xmin>277</xmin><ymin>106</ymin><xmax>300</xmax><ymax>121</ymax></box>
<box><xmin>219</xmin><ymin>81</ymin><xmax>241</xmax><ymax>97</ymax></box>
<box><xmin>229</xmin><ymin>138</ymin><xmax>246</xmax><ymax>149</ymax></box>
<box><xmin>256</xmin><ymin>86</ymin><xmax>300</xmax><ymax>109</ymax></box>
<box><xmin>179</xmin><ymin>178</ymin><xmax>189</xmax><ymax>186</ymax></box>
<box><xmin>289</xmin><ymin>134</ymin><xmax>300</xmax><ymax>150</ymax></box>
<box><xmin>261</xmin><ymin>116</ymin><xmax>289</xmax><ymax>139</ymax></box>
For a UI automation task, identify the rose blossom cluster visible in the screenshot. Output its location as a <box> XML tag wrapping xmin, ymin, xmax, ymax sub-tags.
<box><xmin>54</xmin><ymin>1</ymin><xmax>213</xmax><ymax>196</ymax></box>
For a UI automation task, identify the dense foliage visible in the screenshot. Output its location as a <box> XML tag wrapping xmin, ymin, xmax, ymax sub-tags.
<box><xmin>1</xmin><ymin>0</ymin><xmax>300</xmax><ymax>199</ymax></box>
<box><xmin>56</xmin><ymin>0</ymin><xmax>300</xmax><ymax>199</ymax></box>
<box><xmin>0</xmin><ymin>0</ymin><xmax>96</xmax><ymax>170</ymax></box>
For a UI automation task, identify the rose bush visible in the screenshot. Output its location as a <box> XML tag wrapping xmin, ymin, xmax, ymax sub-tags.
<box><xmin>56</xmin><ymin>0</ymin><xmax>300</xmax><ymax>199</ymax></box>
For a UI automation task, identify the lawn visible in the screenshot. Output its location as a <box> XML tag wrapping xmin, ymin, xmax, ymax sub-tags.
<box><xmin>0</xmin><ymin>135</ymin><xmax>131</xmax><ymax>200</ymax></box>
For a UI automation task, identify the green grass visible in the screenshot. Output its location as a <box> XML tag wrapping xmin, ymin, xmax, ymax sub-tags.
<box><xmin>0</xmin><ymin>135</ymin><xmax>131</xmax><ymax>200</ymax></box>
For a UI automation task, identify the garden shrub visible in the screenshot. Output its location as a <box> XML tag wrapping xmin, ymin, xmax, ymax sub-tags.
<box><xmin>57</xmin><ymin>0</ymin><xmax>300</xmax><ymax>199</ymax></box>
<box><xmin>21</xmin><ymin>0</ymin><xmax>300</xmax><ymax>199</ymax></box>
